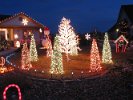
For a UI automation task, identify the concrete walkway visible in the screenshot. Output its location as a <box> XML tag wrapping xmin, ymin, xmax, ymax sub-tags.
<box><xmin>0</xmin><ymin>47</ymin><xmax>18</xmax><ymax>56</ymax></box>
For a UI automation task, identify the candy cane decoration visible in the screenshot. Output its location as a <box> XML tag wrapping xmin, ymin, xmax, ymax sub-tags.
<box><xmin>0</xmin><ymin>57</ymin><xmax>5</xmax><ymax>67</ymax></box>
<box><xmin>3</xmin><ymin>84</ymin><xmax>22</xmax><ymax>100</ymax></box>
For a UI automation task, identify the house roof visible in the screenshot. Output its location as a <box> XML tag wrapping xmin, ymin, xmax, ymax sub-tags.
<box><xmin>108</xmin><ymin>5</ymin><xmax>133</xmax><ymax>33</ymax></box>
<box><xmin>0</xmin><ymin>15</ymin><xmax>11</xmax><ymax>21</ymax></box>
<box><xmin>0</xmin><ymin>12</ymin><xmax>44</xmax><ymax>28</ymax></box>
<box><xmin>114</xmin><ymin>35</ymin><xmax>128</xmax><ymax>43</ymax></box>
<box><xmin>121</xmin><ymin>5</ymin><xmax>133</xmax><ymax>23</ymax></box>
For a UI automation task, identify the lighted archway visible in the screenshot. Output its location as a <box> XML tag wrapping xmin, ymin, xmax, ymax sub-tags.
<box><xmin>3</xmin><ymin>84</ymin><xmax>22</xmax><ymax>100</ymax></box>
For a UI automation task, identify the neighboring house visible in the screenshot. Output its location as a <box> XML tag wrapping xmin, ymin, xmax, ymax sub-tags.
<box><xmin>108</xmin><ymin>5</ymin><xmax>133</xmax><ymax>40</ymax></box>
<box><xmin>0</xmin><ymin>12</ymin><xmax>45</xmax><ymax>44</ymax></box>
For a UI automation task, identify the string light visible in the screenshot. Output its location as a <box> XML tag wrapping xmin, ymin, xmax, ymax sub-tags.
<box><xmin>116</xmin><ymin>28</ymin><xmax>119</xmax><ymax>32</ymax></box>
<box><xmin>14</xmin><ymin>41</ymin><xmax>20</xmax><ymax>48</ymax></box>
<box><xmin>14</xmin><ymin>34</ymin><xmax>18</xmax><ymax>39</ymax></box>
<box><xmin>39</xmin><ymin>28</ymin><xmax>42</xmax><ymax>33</ymax></box>
<box><xmin>0</xmin><ymin>12</ymin><xmax>44</xmax><ymax>28</ymax></box>
<box><xmin>81</xmin><ymin>71</ymin><xmax>83</xmax><ymax>74</ymax></box>
<box><xmin>72</xmin><ymin>71</ymin><xmax>74</xmax><ymax>75</ymax></box>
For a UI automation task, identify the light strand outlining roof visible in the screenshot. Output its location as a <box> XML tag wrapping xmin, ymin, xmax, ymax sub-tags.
<box><xmin>0</xmin><ymin>12</ymin><xmax>44</xmax><ymax>27</ymax></box>
<box><xmin>114</xmin><ymin>35</ymin><xmax>128</xmax><ymax>43</ymax></box>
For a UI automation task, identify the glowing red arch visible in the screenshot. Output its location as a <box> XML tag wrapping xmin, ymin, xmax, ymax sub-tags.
<box><xmin>3</xmin><ymin>84</ymin><xmax>22</xmax><ymax>100</ymax></box>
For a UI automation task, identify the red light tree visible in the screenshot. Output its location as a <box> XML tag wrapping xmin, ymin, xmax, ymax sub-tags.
<box><xmin>90</xmin><ymin>39</ymin><xmax>102</xmax><ymax>72</ymax></box>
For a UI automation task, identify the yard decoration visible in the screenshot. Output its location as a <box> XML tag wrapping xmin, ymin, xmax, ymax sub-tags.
<box><xmin>114</xmin><ymin>35</ymin><xmax>128</xmax><ymax>53</ymax></box>
<box><xmin>50</xmin><ymin>35</ymin><xmax>64</xmax><ymax>74</ymax></box>
<box><xmin>58</xmin><ymin>17</ymin><xmax>79</xmax><ymax>61</ymax></box>
<box><xmin>3</xmin><ymin>84</ymin><xmax>22</xmax><ymax>100</ymax></box>
<box><xmin>21</xmin><ymin>43</ymin><xmax>32</xmax><ymax>70</ymax></box>
<box><xmin>102</xmin><ymin>33</ymin><xmax>113</xmax><ymax>64</ymax></box>
<box><xmin>90</xmin><ymin>39</ymin><xmax>102</xmax><ymax>72</ymax></box>
<box><xmin>29</xmin><ymin>34</ymin><xmax>38</xmax><ymax>61</ymax></box>
<box><xmin>41</xmin><ymin>27</ymin><xmax>52</xmax><ymax>57</ymax></box>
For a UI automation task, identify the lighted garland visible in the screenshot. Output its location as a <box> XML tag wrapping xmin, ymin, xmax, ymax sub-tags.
<box><xmin>0</xmin><ymin>12</ymin><xmax>44</xmax><ymax>27</ymax></box>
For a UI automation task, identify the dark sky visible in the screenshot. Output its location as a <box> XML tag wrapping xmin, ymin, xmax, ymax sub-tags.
<box><xmin>0</xmin><ymin>0</ymin><xmax>133</xmax><ymax>33</ymax></box>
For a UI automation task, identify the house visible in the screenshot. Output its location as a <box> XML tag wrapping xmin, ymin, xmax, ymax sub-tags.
<box><xmin>108</xmin><ymin>5</ymin><xmax>133</xmax><ymax>40</ymax></box>
<box><xmin>0</xmin><ymin>12</ymin><xmax>45</xmax><ymax>45</ymax></box>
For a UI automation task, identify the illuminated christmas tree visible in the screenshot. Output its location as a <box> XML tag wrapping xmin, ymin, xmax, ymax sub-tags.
<box><xmin>29</xmin><ymin>34</ymin><xmax>38</xmax><ymax>61</ymax></box>
<box><xmin>90</xmin><ymin>39</ymin><xmax>102</xmax><ymax>72</ymax></box>
<box><xmin>50</xmin><ymin>35</ymin><xmax>63</xmax><ymax>74</ymax></box>
<box><xmin>70</xmin><ymin>35</ymin><xmax>80</xmax><ymax>56</ymax></box>
<box><xmin>102</xmin><ymin>33</ymin><xmax>113</xmax><ymax>64</ymax></box>
<box><xmin>58</xmin><ymin>17</ymin><xmax>79</xmax><ymax>60</ymax></box>
<box><xmin>21</xmin><ymin>43</ymin><xmax>32</xmax><ymax>70</ymax></box>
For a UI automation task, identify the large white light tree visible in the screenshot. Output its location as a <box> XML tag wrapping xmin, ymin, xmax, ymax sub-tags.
<box><xmin>58</xmin><ymin>17</ymin><xmax>79</xmax><ymax>61</ymax></box>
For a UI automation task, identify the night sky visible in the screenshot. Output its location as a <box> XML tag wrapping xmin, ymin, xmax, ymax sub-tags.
<box><xmin>0</xmin><ymin>0</ymin><xmax>133</xmax><ymax>33</ymax></box>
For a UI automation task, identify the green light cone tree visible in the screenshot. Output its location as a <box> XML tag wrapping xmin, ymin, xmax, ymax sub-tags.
<box><xmin>50</xmin><ymin>35</ymin><xmax>64</xmax><ymax>74</ymax></box>
<box><xmin>102</xmin><ymin>33</ymin><xmax>113</xmax><ymax>64</ymax></box>
<box><xmin>29</xmin><ymin>34</ymin><xmax>38</xmax><ymax>61</ymax></box>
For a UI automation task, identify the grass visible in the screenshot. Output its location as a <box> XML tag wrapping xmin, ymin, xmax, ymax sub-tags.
<box><xmin>9</xmin><ymin>45</ymin><xmax>133</xmax><ymax>79</ymax></box>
